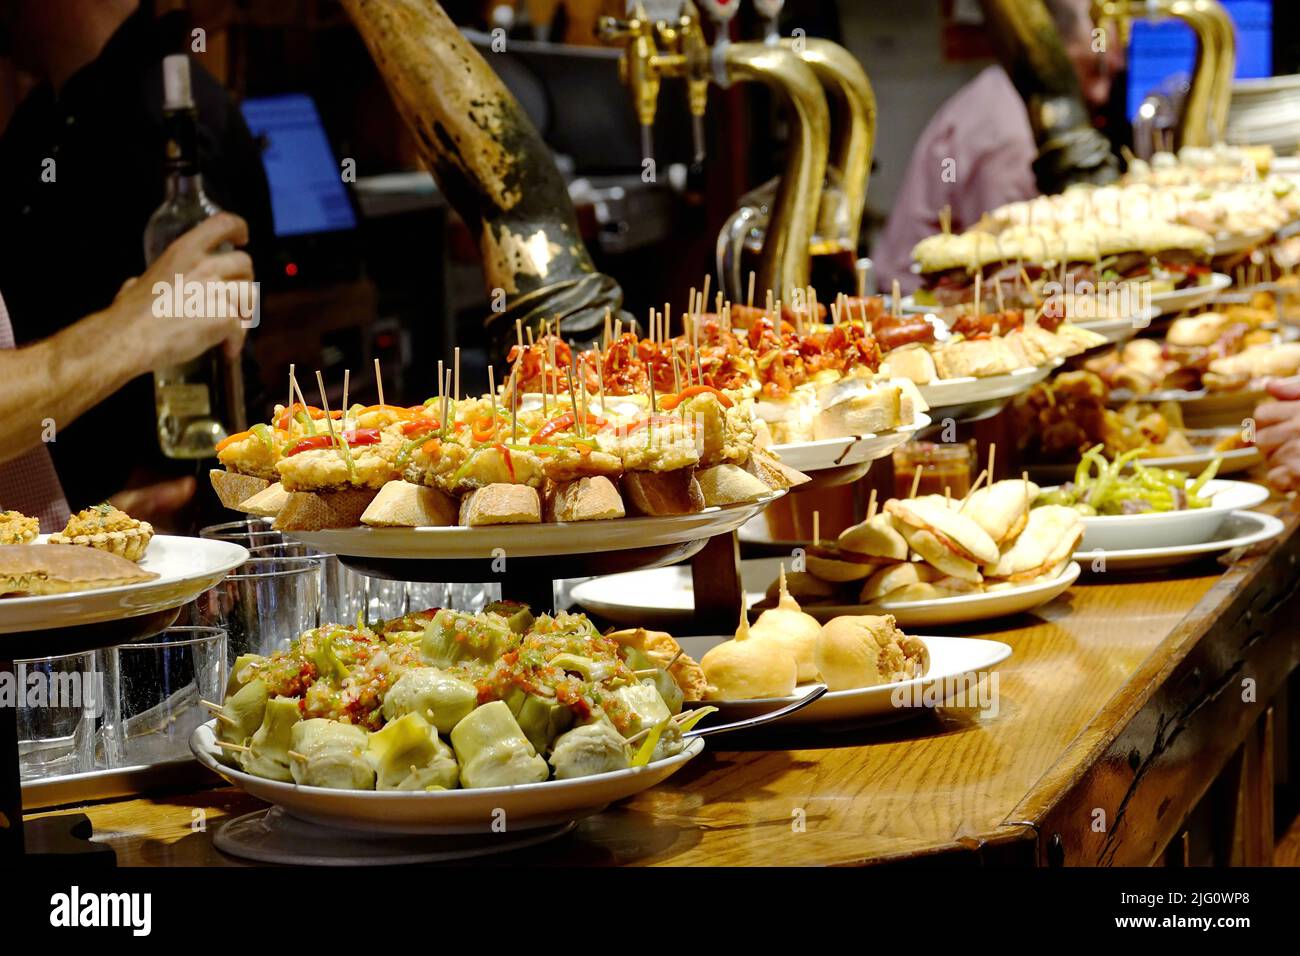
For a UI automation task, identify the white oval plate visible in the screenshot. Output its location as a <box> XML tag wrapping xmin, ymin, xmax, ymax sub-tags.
<box><xmin>1148</xmin><ymin>272</ymin><xmax>1232</xmax><ymax>315</ymax></box>
<box><xmin>1072</xmin><ymin>510</ymin><xmax>1283</xmax><ymax>571</ymax></box>
<box><xmin>1044</xmin><ymin>478</ymin><xmax>1269</xmax><ymax>551</ymax></box>
<box><xmin>676</xmin><ymin>634</ymin><xmax>1011</xmax><ymax>726</ymax></box>
<box><xmin>795</xmin><ymin>561</ymin><xmax>1081</xmax><ymax>627</ymax></box>
<box><xmin>771</xmin><ymin>413</ymin><xmax>930</xmax><ymax>473</ymax></box>
<box><xmin>917</xmin><ymin>360</ymin><xmax>1060</xmax><ymax>411</ymax></box>
<box><xmin>1028</xmin><ymin>432</ymin><xmax>1261</xmax><ymax>484</ymax></box>
<box><xmin>0</xmin><ymin>536</ymin><xmax>249</xmax><ymax>634</ymax></box>
<box><xmin>288</xmin><ymin>491</ymin><xmax>784</xmax><ymax>560</ymax></box>
<box><xmin>192</xmin><ymin>721</ymin><xmax>704</xmax><ymax>835</ymax></box>
<box><xmin>572</xmin><ymin>557</ymin><xmax>1078</xmax><ymax>629</ymax></box>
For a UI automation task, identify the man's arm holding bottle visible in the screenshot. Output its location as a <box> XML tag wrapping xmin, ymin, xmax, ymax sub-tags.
<box><xmin>0</xmin><ymin>213</ymin><xmax>253</xmax><ymax>466</ymax></box>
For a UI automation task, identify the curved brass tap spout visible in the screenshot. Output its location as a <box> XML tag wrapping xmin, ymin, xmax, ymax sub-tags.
<box><xmin>722</xmin><ymin>43</ymin><xmax>831</xmax><ymax>299</ymax></box>
<box><xmin>778</xmin><ymin>38</ymin><xmax>876</xmax><ymax>253</ymax></box>
<box><xmin>1092</xmin><ymin>0</ymin><xmax>1236</xmax><ymax>147</ymax></box>
<box><xmin>339</xmin><ymin>0</ymin><xmax>630</xmax><ymax>352</ymax></box>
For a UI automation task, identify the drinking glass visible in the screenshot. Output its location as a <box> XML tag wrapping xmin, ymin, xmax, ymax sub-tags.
<box><xmin>101</xmin><ymin>627</ymin><xmax>226</xmax><ymax>768</ymax></box>
<box><xmin>188</xmin><ymin>557</ymin><xmax>320</xmax><ymax>660</ymax></box>
<box><xmin>199</xmin><ymin>518</ymin><xmax>283</xmax><ymax>550</ymax></box>
<box><xmin>13</xmin><ymin>652</ymin><xmax>101</xmax><ymax>780</ymax></box>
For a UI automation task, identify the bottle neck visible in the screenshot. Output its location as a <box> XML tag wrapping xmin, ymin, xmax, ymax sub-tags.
<box><xmin>165</xmin><ymin>171</ymin><xmax>206</xmax><ymax>202</ymax></box>
<box><xmin>161</xmin><ymin>105</ymin><xmax>201</xmax><ymax>186</ymax></box>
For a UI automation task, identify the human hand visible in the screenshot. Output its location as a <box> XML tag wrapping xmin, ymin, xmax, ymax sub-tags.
<box><xmin>1254</xmin><ymin>376</ymin><xmax>1300</xmax><ymax>492</ymax></box>
<box><xmin>111</xmin><ymin>213</ymin><xmax>255</xmax><ymax>369</ymax></box>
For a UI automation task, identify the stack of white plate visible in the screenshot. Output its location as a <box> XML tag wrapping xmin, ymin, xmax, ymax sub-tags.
<box><xmin>1227</xmin><ymin>75</ymin><xmax>1300</xmax><ymax>151</ymax></box>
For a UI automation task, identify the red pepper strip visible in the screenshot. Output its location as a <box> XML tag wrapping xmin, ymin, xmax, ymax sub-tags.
<box><xmin>659</xmin><ymin>384</ymin><xmax>734</xmax><ymax>410</ymax></box>
<box><xmin>472</xmin><ymin>418</ymin><xmax>497</xmax><ymax>443</ymax></box>
<box><xmin>495</xmin><ymin>443</ymin><xmax>515</xmax><ymax>481</ymax></box>
<box><xmin>401</xmin><ymin>417</ymin><xmax>440</xmax><ymax>436</ymax></box>
<box><xmin>530</xmin><ymin>411</ymin><xmax>606</xmax><ymax>444</ymax></box>
<box><xmin>285</xmin><ymin>428</ymin><xmax>381</xmax><ymax>457</ymax></box>
<box><xmin>357</xmin><ymin>404</ymin><xmax>417</xmax><ymax>419</ymax></box>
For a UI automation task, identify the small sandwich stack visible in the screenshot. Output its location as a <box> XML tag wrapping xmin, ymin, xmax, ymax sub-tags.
<box><xmin>769</xmin><ymin>477</ymin><xmax>1084</xmax><ymax>608</ymax></box>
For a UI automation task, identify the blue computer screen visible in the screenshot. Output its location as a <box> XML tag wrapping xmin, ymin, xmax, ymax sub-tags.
<box><xmin>1126</xmin><ymin>0</ymin><xmax>1272</xmax><ymax>121</ymax></box>
<box><xmin>240</xmin><ymin>94</ymin><xmax>357</xmax><ymax>237</ymax></box>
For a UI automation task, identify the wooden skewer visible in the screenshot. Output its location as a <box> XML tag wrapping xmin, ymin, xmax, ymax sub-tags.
<box><xmin>909</xmin><ymin>463</ymin><xmax>924</xmax><ymax>499</ymax></box>
<box><xmin>214</xmin><ymin>740</ymin><xmax>250</xmax><ymax>753</ymax></box>
<box><xmin>566</xmin><ymin>366</ymin><xmax>582</xmax><ymax>438</ymax></box>
<box><xmin>488</xmin><ymin>365</ymin><xmax>497</xmax><ymax>439</ymax></box>
<box><xmin>988</xmin><ymin>442</ymin><xmax>997</xmax><ymax>482</ymax></box>
<box><xmin>509</xmin><ymin>367</ymin><xmax>518</xmax><ymax>444</ymax></box>
<box><xmin>314</xmin><ymin>370</ymin><xmax>352</xmax><ymax>473</ymax></box>
<box><xmin>286</xmin><ymin>364</ymin><xmax>296</xmax><ymax>423</ymax></box>
<box><xmin>603</xmin><ymin>308</ymin><xmax>611</xmax><ymax>350</ymax></box>
<box><xmin>342</xmin><ymin>368</ymin><xmax>350</xmax><ymax>424</ymax></box>
<box><xmin>289</xmin><ymin>750</ymin><xmax>308</xmax><ymax>762</ymax></box>
<box><xmin>701</xmin><ymin>274</ymin><xmax>711</xmax><ymax>324</ymax></box>
<box><xmin>892</xmin><ymin>279</ymin><xmax>901</xmax><ymax>319</ymax></box>
<box><xmin>452</xmin><ymin>347</ymin><xmax>460</xmax><ymax>404</ymax></box>
<box><xmin>747</xmin><ymin>271</ymin><xmax>756</xmax><ymax>309</ymax></box>
<box><xmin>373</xmin><ymin>357</ymin><xmax>385</xmax><ymax>407</ymax></box>
<box><xmin>812</xmin><ymin>510</ymin><xmax>820</xmax><ymax>548</ymax></box>
<box><xmin>974</xmin><ymin>272</ymin><xmax>982</xmax><ymax>321</ymax></box>
<box><xmin>866</xmin><ymin>488</ymin><xmax>878</xmax><ymax>521</ymax></box>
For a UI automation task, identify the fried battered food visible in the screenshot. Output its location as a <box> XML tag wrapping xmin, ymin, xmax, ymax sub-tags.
<box><xmin>49</xmin><ymin>504</ymin><xmax>153</xmax><ymax>562</ymax></box>
<box><xmin>0</xmin><ymin>511</ymin><xmax>38</xmax><ymax>545</ymax></box>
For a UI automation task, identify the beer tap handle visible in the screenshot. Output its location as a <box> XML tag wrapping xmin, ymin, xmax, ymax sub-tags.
<box><xmin>752</xmin><ymin>0</ymin><xmax>784</xmax><ymax>44</ymax></box>
<box><xmin>598</xmin><ymin>3</ymin><xmax>662</xmax><ymax>168</ymax></box>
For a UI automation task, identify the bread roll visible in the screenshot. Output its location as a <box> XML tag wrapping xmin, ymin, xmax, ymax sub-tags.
<box><xmin>361</xmin><ymin>480</ymin><xmax>457</xmax><ymax>527</ymax></box>
<box><xmin>695</xmin><ymin>464</ymin><xmax>771</xmax><ymax>507</ymax></box>
<box><xmin>622</xmin><ymin>469</ymin><xmax>705</xmax><ymax>516</ymax></box>
<box><xmin>210</xmin><ymin>470</ymin><xmax>271</xmax><ymax>511</ymax></box>
<box><xmin>838</xmin><ymin>512</ymin><xmax>909</xmax><ymax>560</ymax></box>
<box><xmin>458</xmin><ymin>484</ymin><xmax>542</xmax><ymax>526</ymax></box>
<box><xmin>701</xmin><ymin>612</ymin><xmax>798</xmax><ymax>701</ymax></box>
<box><xmin>544</xmin><ymin>475</ymin><xmax>625</xmax><ymax>522</ymax></box>
<box><xmin>813</xmin><ymin>615</ymin><xmax>928</xmax><ymax>691</ymax></box>
<box><xmin>749</xmin><ymin>566</ymin><xmax>822</xmax><ymax>682</ymax></box>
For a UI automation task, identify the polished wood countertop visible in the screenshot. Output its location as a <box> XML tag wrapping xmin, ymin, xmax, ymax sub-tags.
<box><xmin>27</xmin><ymin>500</ymin><xmax>1300</xmax><ymax>866</ymax></box>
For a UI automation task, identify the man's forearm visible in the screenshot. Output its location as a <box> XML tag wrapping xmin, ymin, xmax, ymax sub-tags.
<box><xmin>0</xmin><ymin>309</ymin><xmax>145</xmax><ymax>464</ymax></box>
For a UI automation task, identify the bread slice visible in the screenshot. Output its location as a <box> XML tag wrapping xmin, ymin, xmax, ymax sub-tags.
<box><xmin>544</xmin><ymin>476</ymin><xmax>625</xmax><ymax>522</ymax></box>
<box><xmin>272</xmin><ymin>488</ymin><xmax>377</xmax><ymax>531</ymax></box>
<box><xmin>459</xmin><ymin>484</ymin><xmax>542</xmax><ymax>526</ymax></box>
<box><xmin>361</xmin><ymin>480</ymin><xmax>457</xmax><ymax>528</ymax></box>
<box><xmin>210</xmin><ymin>470</ymin><xmax>270</xmax><ymax>510</ymax></box>
<box><xmin>695</xmin><ymin>464</ymin><xmax>770</xmax><ymax>507</ymax></box>
<box><xmin>744</xmin><ymin>449</ymin><xmax>810</xmax><ymax>491</ymax></box>
<box><xmin>813</xmin><ymin>384</ymin><xmax>905</xmax><ymax>439</ymax></box>
<box><xmin>239</xmin><ymin>481</ymin><xmax>291</xmax><ymax>518</ymax></box>
<box><xmin>622</xmin><ymin>469</ymin><xmax>705</xmax><ymax>516</ymax></box>
<box><xmin>884</xmin><ymin>344</ymin><xmax>937</xmax><ymax>385</ymax></box>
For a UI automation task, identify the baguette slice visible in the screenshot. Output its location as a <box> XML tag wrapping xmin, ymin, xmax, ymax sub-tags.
<box><xmin>459</xmin><ymin>484</ymin><xmax>542</xmax><ymax>527</ymax></box>
<box><xmin>361</xmin><ymin>480</ymin><xmax>457</xmax><ymax>528</ymax></box>
<box><xmin>695</xmin><ymin>464</ymin><xmax>770</xmax><ymax>507</ymax></box>
<box><xmin>272</xmin><ymin>488</ymin><xmax>377</xmax><ymax>531</ymax></box>
<box><xmin>239</xmin><ymin>481</ymin><xmax>291</xmax><ymax>518</ymax></box>
<box><xmin>210</xmin><ymin>470</ymin><xmax>270</xmax><ymax>510</ymax></box>
<box><xmin>544</xmin><ymin>476</ymin><xmax>625</xmax><ymax>522</ymax></box>
<box><xmin>622</xmin><ymin>469</ymin><xmax>705</xmax><ymax>516</ymax></box>
<box><xmin>743</xmin><ymin>449</ymin><xmax>810</xmax><ymax>491</ymax></box>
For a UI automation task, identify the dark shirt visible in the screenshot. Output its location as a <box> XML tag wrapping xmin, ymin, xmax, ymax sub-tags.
<box><xmin>0</xmin><ymin>9</ymin><xmax>272</xmax><ymax>508</ymax></box>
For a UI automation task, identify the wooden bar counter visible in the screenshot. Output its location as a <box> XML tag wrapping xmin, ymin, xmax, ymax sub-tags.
<box><xmin>26</xmin><ymin>500</ymin><xmax>1300</xmax><ymax>867</ymax></box>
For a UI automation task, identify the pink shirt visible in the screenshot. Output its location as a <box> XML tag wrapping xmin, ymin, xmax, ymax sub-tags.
<box><xmin>874</xmin><ymin>66</ymin><xmax>1039</xmax><ymax>293</ymax></box>
<box><xmin>0</xmin><ymin>293</ymin><xmax>71</xmax><ymax>532</ymax></box>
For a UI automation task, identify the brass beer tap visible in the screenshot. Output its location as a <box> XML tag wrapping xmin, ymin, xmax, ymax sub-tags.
<box><xmin>600</xmin><ymin>1</ymin><xmax>830</xmax><ymax>301</ymax></box>
<box><xmin>1091</xmin><ymin>0</ymin><xmax>1237</xmax><ymax>147</ymax></box>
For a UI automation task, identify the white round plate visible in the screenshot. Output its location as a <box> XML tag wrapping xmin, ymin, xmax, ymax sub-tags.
<box><xmin>917</xmin><ymin>360</ymin><xmax>1060</xmax><ymax>411</ymax></box>
<box><xmin>1045</xmin><ymin>478</ymin><xmax>1269</xmax><ymax>551</ymax></box>
<box><xmin>1071</xmin><ymin>315</ymin><xmax>1146</xmax><ymax>346</ymax></box>
<box><xmin>1137</xmin><ymin>431</ymin><xmax>1261</xmax><ymax>475</ymax></box>
<box><xmin>570</xmin><ymin>561</ymin><xmax>770</xmax><ymax>628</ymax></box>
<box><xmin>214</xmin><ymin>807</ymin><xmax>574</xmax><ymax>866</ymax></box>
<box><xmin>0</xmin><ymin>535</ymin><xmax>249</xmax><ymax>634</ymax></box>
<box><xmin>1179</xmin><ymin>387</ymin><xmax>1267</xmax><ymax>430</ymax></box>
<box><xmin>1212</xmin><ymin>230</ymin><xmax>1275</xmax><ymax>257</ymax></box>
<box><xmin>1148</xmin><ymin>273</ymin><xmax>1232</xmax><ymax>315</ymax></box>
<box><xmin>794</xmin><ymin>561</ymin><xmax>1081</xmax><ymax>626</ymax></box>
<box><xmin>192</xmin><ymin>721</ymin><xmax>704</xmax><ymax>835</ymax></box>
<box><xmin>287</xmin><ymin>491</ymin><xmax>784</xmax><ymax>560</ymax></box>
<box><xmin>572</xmin><ymin>556</ymin><xmax>1078</xmax><ymax>628</ymax></box>
<box><xmin>1072</xmin><ymin>510</ymin><xmax>1283</xmax><ymax>571</ymax></box>
<box><xmin>771</xmin><ymin>413</ymin><xmax>930</xmax><ymax>473</ymax></box>
<box><xmin>1027</xmin><ymin>431</ymin><xmax>1261</xmax><ymax>484</ymax></box>
<box><xmin>676</xmin><ymin>634</ymin><xmax>1011</xmax><ymax>726</ymax></box>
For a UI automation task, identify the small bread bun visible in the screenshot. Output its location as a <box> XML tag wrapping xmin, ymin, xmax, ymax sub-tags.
<box><xmin>749</xmin><ymin>566</ymin><xmax>822</xmax><ymax>682</ymax></box>
<box><xmin>805</xmin><ymin>545</ymin><xmax>885</xmax><ymax>583</ymax></box>
<box><xmin>838</xmin><ymin>512</ymin><xmax>909</xmax><ymax>561</ymax></box>
<box><xmin>813</xmin><ymin>614</ymin><xmax>929</xmax><ymax>691</ymax></box>
<box><xmin>859</xmin><ymin>561</ymin><xmax>936</xmax><ymax>602</ymax></box>
<box><xmin>765</xmin><ymin>570</ymin><xmax>838</xmax><ymax>604</ymax></box>
<box><xmin>695</xmin><ymin>464</ymin><xmax>771</xmax><ymax>507</ymax></box>
<box><xmin>898</xmin><ymin>526</ymin><xmax>982</xmax><ymax>583</ymax></box>
<box><xmin>458</xmin><ymin>484</ymin><xmax>542</xmax><ymax>526</ymax></box>
<box><xmin>701</xmin><ymin>610</ymin><xmax>798</xmax><ymax>701</ymax></box>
